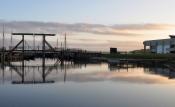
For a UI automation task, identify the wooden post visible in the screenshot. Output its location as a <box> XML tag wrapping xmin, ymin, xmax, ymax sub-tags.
<box><xmin>33</xmin><ymin>35</ymin><xmax>35</xmax><ymax>50</ymax></box>
<box><xmin>57</xmin><ymin>37</ymin><xmax>58</xmax><ymax>49</ymax></box>
<box><xmin>64</xmin><ymin>33</ymin><xmax>67</xmax><ymax>50</ymax></box>
<box><xmin>2</xmin><ymin>25</ymin><xmax>5</xmax><ymax>63</ymax></box>
<box><xmin>42</xmin><ymin>35</ymin><xmax>46</xmax><ymax>83</ymax></box>
<box><xmin>22</xmin><ymin>35</ymin><xmax>24</xmax><ymax>59</ymax></box>
<box><xmin>42</xmin><ymin>35</ymin><xmax>46</xmax><ymax>59</ymax></box>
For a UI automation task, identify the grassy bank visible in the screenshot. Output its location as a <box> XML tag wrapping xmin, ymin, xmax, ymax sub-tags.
<box><xmin>102</xmin><ymin>53</ymin><xmax>175</xmax><ymax>60</ymax></box>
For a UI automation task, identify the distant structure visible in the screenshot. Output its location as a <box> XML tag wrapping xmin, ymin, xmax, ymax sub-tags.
<box><xmin>143</xmin><ymin>35</ymin><xmax>175</xmax><ymax>54</ymax></box>
<box><xmin>110</xmin><ymin>48</ymin><xmax>117</xmax><ymax>54</ymax></box>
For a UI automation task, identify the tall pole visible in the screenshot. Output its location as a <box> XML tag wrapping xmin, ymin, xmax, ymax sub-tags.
<box><xmin>56</xmin><ymin>37</ymin><xmax>59</xmax><ymax>59</ymax></box>
<box><xmin>2</xmin><ymin>25</ymin><xmax>5</xmax><ymax>63</ymax></box>
<box><xmin>10</xmin><ymin>29</ymin><xmax>13</xmax><ymax>49</ymax></box>
<box><xmin>57</xmin><ymin>37</ymin><xmax>58</xmax><ymax>49</ymax></box>
<box><xmin>10</xmin><ymin>32</ymin><xmax>13</xmax><ymax>61</ymax></box>
<box><xmin>33</xmin><ymin>35</ymin><xmax>35</xmax><ymax>50</ymax></box>
<box><xmin>61</xmin><ymin>42</ymin><xmax>63</xmax><ymax>50</ymax></box>
<box><xmin>2</xmin><ymin>25</ymin><xmax>4</xmax><ymax>50</ymax></box>
<box><xmin>22</xmin><ymin>35</ymin><xmax>24</xmax><ymax>60</ymax></box>
<box><xmin>1</xmin><ymin>25</ymin><xmax>5</xmax><ymax>83</ymax></box>
<box><xmin>64</xmin><ymin>33</ymin><xmax>67</xmax><ymax>50</ymax></box>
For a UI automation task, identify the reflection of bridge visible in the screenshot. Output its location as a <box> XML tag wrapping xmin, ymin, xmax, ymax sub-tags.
<box><xmin>0</xmin><ymin>60</ymin><xmax>85</xmax><ymax>84</ymax></box>
<box><xmin>9</xmin><ymin>59</ymin><xmax>56</xmax><ymax>84</ymax></box>
<box><xmin>6</xmin><ymin>62</ymin><xmax>83</xmax><ymax>70</ymax></box>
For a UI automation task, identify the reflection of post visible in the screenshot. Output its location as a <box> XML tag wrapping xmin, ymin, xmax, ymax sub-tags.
<box><xmin>10</xmin><ymin>67</ymin><xmax>13</xmax><ymax>81</ymax></box>
<box><xmin>127</xmin><ymin>61</ymin><xmax>128</xmax><ymax>72</ymax></box>
<box><xmin>22</xmin><ymin>60</ymin><xmax>24</xmax><ymax>83</ymax></box>
<box><xmin>64</xmin><ymin>62</ymin><xmax>67</xmax><ymax>83</ymax></box>
<box><xmin>1</xmin><ymin>65</ymin><xmax>5</xmax><ymax>84</ymax></box>
<box><xmin>33</xmin><ymin>67</ymin><xmax>35</xmax><ymax>82</ymax></box>
<box><xmin>42</xmin><ymin>58</ymin><xmax>46</xmax><ymax>83</ymax></box>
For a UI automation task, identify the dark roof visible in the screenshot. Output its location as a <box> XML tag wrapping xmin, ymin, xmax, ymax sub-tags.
<box><xmin>169</xmin><ymin>35</ymin><xmax>175</xmax><ymax>38</ymax></box>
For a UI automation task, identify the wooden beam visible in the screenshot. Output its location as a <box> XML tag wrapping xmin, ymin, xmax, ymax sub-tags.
<box><xmin>12</xmin><ymin>33</ymin><xmax>55</xmax><ymax>36</ymax></box>
<box><xmin>9</xmin><ymin>40</ymin><xmax>23</xmax><ymax>53</ymax></box>
<box><xmin>45</xmin><ymin>40</ymin><xmax>56</xmax><ymax>52</ymax></box>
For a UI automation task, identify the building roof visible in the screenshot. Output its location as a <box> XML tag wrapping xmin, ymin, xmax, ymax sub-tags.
<box><xmin>169</xmin><ymin>35</ymin><xmax>175</xmax><ymax>38</ymax></box>
<box><xmin>143</xmin><ymin>38</ymin><xmax>175</xmax><ymax>46</ymax></box>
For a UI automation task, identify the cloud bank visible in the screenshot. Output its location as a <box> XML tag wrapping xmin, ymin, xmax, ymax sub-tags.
<box><xmin>0</xmin><ymin>20</ymin><xmax>174</xmax><ymax>36</ymax></box>
<box><xmin>0</xmin><ymin>20</ymin><xmax>175</xmax><ymax>51</ymax></box>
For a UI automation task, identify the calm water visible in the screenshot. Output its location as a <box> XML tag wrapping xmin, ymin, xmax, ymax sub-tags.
<box><xmin>0</xmin><ymin>59</ymin><xmax>175</xmax><ymax>107</ymax></box>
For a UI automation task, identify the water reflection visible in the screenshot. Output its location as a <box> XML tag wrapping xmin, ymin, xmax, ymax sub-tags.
<box><xmin>108</xmin><ymin>63</ymin><xmax>175</xmax><ymax>80</ymax></box>
<box><xmin>0</xmin><ymin>59</ymin><xmax>175</xmax><ymax>85</ymax></box>
<box><xmin>1</xmin><ymin>60</ymin><xmax>175</xmax><ymax>107</ymax></box>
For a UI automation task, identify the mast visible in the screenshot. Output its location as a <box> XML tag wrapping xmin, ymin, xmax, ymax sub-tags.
<box><xmin>61</xmin><ymin>42</ymin><xmax>63</xmax><ymax>50</ymax></box>
<box><xmin>64</xmin><ymin>33</ymin><xmax>67</xmax><ymax>50</ymax></box>
<box><xmin>11</xmin><ymin>33</ymin><xmax>13</xmax><ymax>48</ymax></box>
<box><xmin>57</xmin><ymin>37</ymin><xmax>58</xmax><ymax>49</ymax></box>
<box><xmin>2</xmin><ymin>24</ymin><xmax>5</xmax><ymax>63</ymax></box>
<box><xmin>2</xmin><ymin>24</ymin><xmax>4</xmax><ymax>50</ymax></box>
<box><xmin>33</xmin><ymin>34</ymin><xmax>35</xmax><ymax>50</ymax></box>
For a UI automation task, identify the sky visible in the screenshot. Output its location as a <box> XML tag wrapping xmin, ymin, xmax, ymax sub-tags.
<box><xmin>1</xmin><ymin>0</ymin><xmax>175</xmax><ymax>51</ymax></box>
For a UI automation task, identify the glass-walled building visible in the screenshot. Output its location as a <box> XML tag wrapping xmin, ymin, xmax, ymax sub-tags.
<box><xmin>143</xmin><ymin>35</ymin><xmax>175</xmax><ymax>54</ymax></box>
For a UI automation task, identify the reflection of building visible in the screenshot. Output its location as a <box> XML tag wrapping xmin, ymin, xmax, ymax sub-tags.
<box><xmin>143</xmin><ymin>35</ymin><xmax>175</xmax><ymax>54</ymax></box>
<box><xmin>144</xmin><ymin>67</ymin><xmax>175</xmax><ymax>79</ymax></box>
<box><xmin>108</xmin><ymin>62</ymin><xmax>175</xmax><ymax>79</ymax></box>
<box><xmin>108</xmin><ymin>63</ymin><xmax>137</xmax><ymax>71</ymax></box>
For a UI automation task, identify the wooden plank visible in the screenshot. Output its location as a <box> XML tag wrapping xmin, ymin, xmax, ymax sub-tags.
<box><xmin>12</xmin><ymin>33</ymin><xmax>55</xmax><ymax>36</ymax></box>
